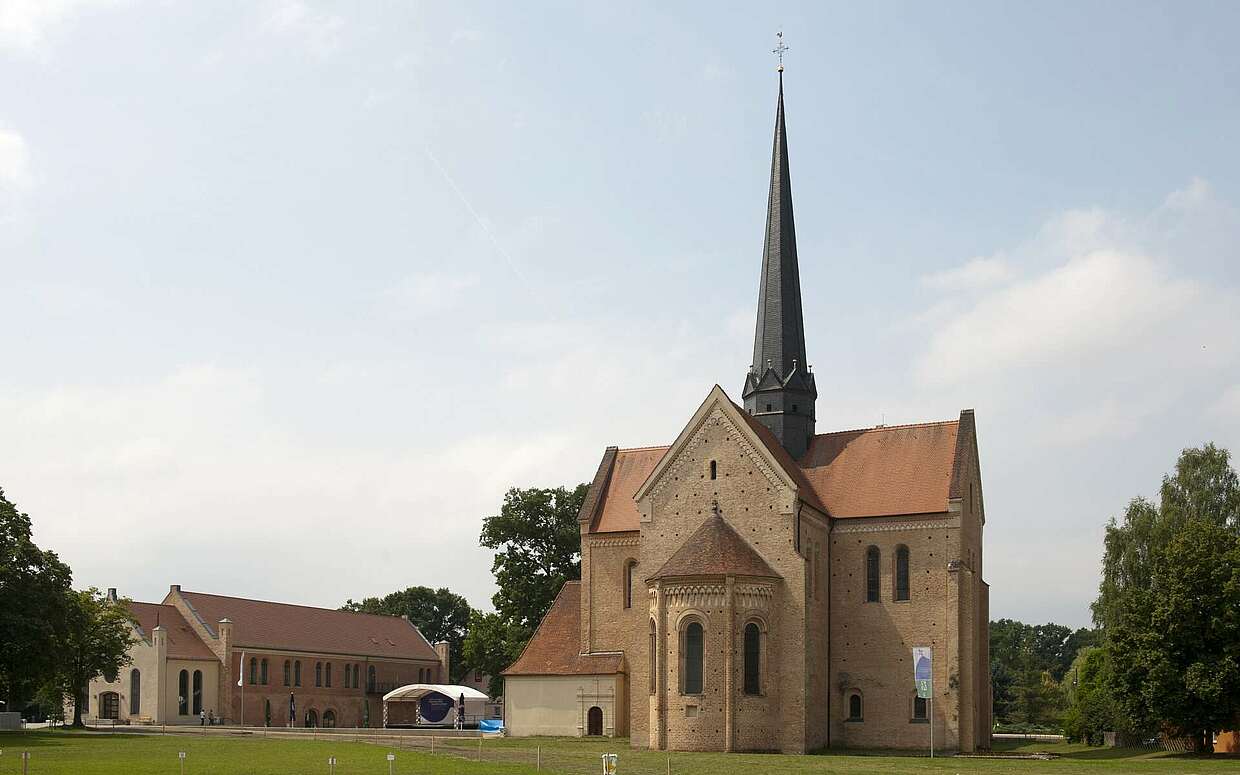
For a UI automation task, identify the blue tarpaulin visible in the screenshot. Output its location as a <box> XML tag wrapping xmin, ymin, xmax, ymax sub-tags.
<box><xmin>478</xmin><ymin>719</ymin><xmax>504</xmax><ymax>733</ymax></box>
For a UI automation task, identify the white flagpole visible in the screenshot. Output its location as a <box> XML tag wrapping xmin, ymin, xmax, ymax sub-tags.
<box><xmin>929</xmin><ymin>677</ymin><xmax>934</xmax><ymax>759</ymax></box>
<box><xmin>238</xmin><ymin>652</ymin><xmax>246</xmax><ymax>728</ymax></box>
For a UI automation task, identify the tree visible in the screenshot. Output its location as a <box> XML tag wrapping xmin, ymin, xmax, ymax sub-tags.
<box><xmin>1062</xmin><ymin>646</ymin><xmax>1123</xmax><ymax>745</ymax></box>
<box><xmin>480</xmin><ymin>485</ymin><xmax>586</xmax><ymax>630</ymax></box>
<box><xmin>0</xmin><ymin>487</ymin><xmax>72</xmax><ymax>712</ymax></box>
<box><xmin>461</xmin><ymin>611</ymin><xmax>530</xmax><ymax>698</ymax></box>
<box><xmin>1108</xmin><ymin>520</ymin><xmax>1240</xmax><ymax>751</ymax></box>
<box><xmin>342</xmin><ymin>587</ymin><xmax>475</xmax><ymax>682</ymax></box>
<box><xmin>45</xmin><ymin>588</ymin><xmax>136</xmax><ymax>727</ymax></box>
<box><xmin>1094</xmin><ymin>444</ymin><xmax>1240</xmax><ymax>752</ymax></box>
<box><xmin>988</xmin><ymin>618</ymin><xmax>1096</xmax><ymax>728</ymax></box>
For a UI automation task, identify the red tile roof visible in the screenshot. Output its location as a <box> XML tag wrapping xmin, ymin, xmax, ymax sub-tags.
<box><xmin>127</xmin><ymin>602</ymin><xmax>218</xmax><ymax>661</ymax></box>
<box><xmin>648</xmin><ymin>512</ymin><xmax>780</xmax><ymax>580</ymax></box>
<box><xmin>590</xmin><ymin>446</ymin><xmax>668</xmax><ymax>533</ymax></box>
<box><xmin>799</xmin><ymin>420</ymin><xmax>960</xmax><ymax>518</ymax></box>
<box><xmin>503</xmin><ymin>582</ymin><xmax>624</xmax><ymax>677</ymax></box>
<box><xmin>585</xmin><ymin>412</ymin><xmax>964</xmax><ymax>529</ymax></box>
<box><xmin>175</xmin><ymin>590</ymin><xmax>439</xmax><ymax>661</ymax></box>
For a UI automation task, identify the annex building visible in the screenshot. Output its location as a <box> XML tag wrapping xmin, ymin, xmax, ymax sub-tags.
<box><xmin>503</xmin><ymin>72</ymin><xmax>991</xmax><ymax>753</ymax></box>
<box><xmin>85</xmin><ymin>585</ymin><xmax>448</xmax><ymax>727</ymax></box>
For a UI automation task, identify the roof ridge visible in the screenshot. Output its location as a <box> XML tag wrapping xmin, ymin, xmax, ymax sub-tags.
<box><xmin>180</xmin><ymin>590</ymin><xmax>409</xmax><ymax>623</ymax></box>
<box><xmin>616</xmin><ymin>444</ymin><xmax>669</xmax><ymax>453</ymax></box>
<box><xmin>813</xmin><ymin>419</ymin><xmax>959</xmax><ymax>437</ymax></box>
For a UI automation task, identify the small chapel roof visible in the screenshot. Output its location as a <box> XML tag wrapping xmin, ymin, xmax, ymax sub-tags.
<box><xmin>502</xmin><ymin>582</ymin><xmax>624</xmax><ymax>677</ymax></box>
<box><xmin>647</xmin><ymin>510</ymin><xmax>780</xmax><ymax>581</ymax></box>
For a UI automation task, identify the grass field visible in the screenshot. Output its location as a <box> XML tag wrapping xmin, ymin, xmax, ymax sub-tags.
<box><xmin>0</xmin><ymin>730</ymin><xmax>1236</xmax><ymax>775</ymax></box>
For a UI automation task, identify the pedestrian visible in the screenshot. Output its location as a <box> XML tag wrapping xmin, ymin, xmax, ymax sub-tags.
<box><xmin>208</xmin><ymin>709</ymin><xmax>215</xmax><ymax>726</ymax></box>
<box><xmin>200</xmin><ymin>708</ymin><xmax>206</xmax><ymax>726</ymax></box>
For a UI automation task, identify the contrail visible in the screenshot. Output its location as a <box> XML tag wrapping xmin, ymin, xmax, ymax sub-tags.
<box><xmin>423</xmin><ymin>145</ymin><xmax>532</xmax><ymax>289</ymax></box>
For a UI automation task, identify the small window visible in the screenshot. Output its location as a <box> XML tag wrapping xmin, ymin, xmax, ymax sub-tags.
<box><xmin>261</xmin><ymin>658</ymin><xmax>268</xmax><ymax>685</ymax></box>
<box><xmin>648</xmin><ymin>620</ymin><xmax>657</xmax><ymax>695</ymax></box>
<box><xmin>624</xmin><ymin>560</ymin><xmax>637</xmax><ymax>609</ymax></box>
<box><xmin>765</xmin><ymin>403</ymin><xmax>772</xmax><ymax>412</ymax></box>
<box><xmin>683</xmin><ymin>622</ymin><xmax>704</xmax><ymax>695</ymax></box>
<box><xmin>315</xmin><ymin>662</ymin><xmax>322</xmax><ymax>687</ymax></box>
<box><xmin>367</xmin><ymin>665</ymin><xmax>376</xmax><ymax>693</ymax></box>
<box><xmin>895</xmin><ymin>546</ymin><xmax>911</xmax><ymax>601</ymax></box>
<box><xmin>249</xmin><ymin>657</ymin><xmax>257</xmax><ymax>685</ymax></box>
<box><xmin>294</xmin><ymin>660</ymin><xmax>302</xmax><ymax>686</ymax></box>
<box><xmin>848</xmin><ymin>693</ymin><xmax>863</xmax><ymax>721</ymax></box>
<box><xmin>743</xmin><ymin>622</ymin><xmax>761</xmax><ymax>695</ymax></box>
<box><xmin>474</xmin><ymin>670</ymin><xmax>483</xmax><ymax>683</ymax></box>
<box><xmin>866</xmin><ymin>547</ymin><xmax>880</xmax><ymax>602</ymax></box>
<box><xmin>283</xmin><ymin>660</ymin><xmax>291</xmax><ymax>687</ymax></box>
<box><xmin>709</xmin><ymin>460</ymin><xmax>717</xmax><ymax>480</ymax></box>
<box><xmin>353</xmin><ymin>664</ymin><xmax>360</xmax><ymax>689</ymax></box>
<box><xmin>792</xmin><ymin>404</ymin><xmax>798</xmax><ymax>413</ymax></box>
<box><xmin>325</xmin><ymin>662</ymin><xmax>332</xmax><ymax>688</ymax></box>
<box><xmin>913</xmin><ymin>695</ymin><xmax>928</xmax><ymax>721</ymax></box>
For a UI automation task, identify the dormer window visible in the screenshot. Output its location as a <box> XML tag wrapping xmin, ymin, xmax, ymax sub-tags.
<box><xmin>709</xmin><ymin>460</ymin><xmax>717</xmax><ymax>480</ymax></box>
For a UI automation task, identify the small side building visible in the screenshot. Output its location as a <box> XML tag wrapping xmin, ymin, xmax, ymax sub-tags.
<box><xmin>502</xmin><ymin>582</ymin><xmax>627</xmax><ymax>737</ymax></box>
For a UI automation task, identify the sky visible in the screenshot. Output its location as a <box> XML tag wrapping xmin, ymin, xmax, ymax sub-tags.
<box><xmin>2</xmin><ymin>1</ymin><xmax>1238</xmax><ymax>629</ymax></box>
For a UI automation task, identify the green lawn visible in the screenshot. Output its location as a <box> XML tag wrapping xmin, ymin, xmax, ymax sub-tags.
<box><xmin>1</xmin><ymin>730</ymin><xmax>1236</xmax><ymax>775</ymax></box>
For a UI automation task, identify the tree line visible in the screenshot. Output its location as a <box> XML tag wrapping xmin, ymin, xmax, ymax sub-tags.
<box><xmin>0</xmin><ymin>489</ymin><xmax>135</xmax><ymax>726</ymax></box>
<box><xmin>992</xmin><ymin>443</ymin><xmax>1240</xmax><ymax>752</ymax></box>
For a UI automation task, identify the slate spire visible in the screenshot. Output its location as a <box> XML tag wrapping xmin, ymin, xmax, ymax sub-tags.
<box><xmin>742</xmin><ymin>70</ymin><xmax>817</xmax><ymax>459</ymax></box>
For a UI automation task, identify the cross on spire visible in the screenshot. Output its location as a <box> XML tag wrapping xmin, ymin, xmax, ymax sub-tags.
<box><xmin>772</xmin><ymin>30</ymin><xmax>789</xmax><ymax>72</ymax></box>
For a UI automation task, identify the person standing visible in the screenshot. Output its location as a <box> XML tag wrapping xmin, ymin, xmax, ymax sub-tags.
<box><xmin>200</xmin><ymin>709</ymin><xmax>206</xmax><ymax>726</ymax></box>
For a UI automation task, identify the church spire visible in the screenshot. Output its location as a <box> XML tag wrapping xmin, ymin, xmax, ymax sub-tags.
<box><xmin>742</xmin><ymin>54</ymin><xmax>817</xmax><ymax>459</ymax></box>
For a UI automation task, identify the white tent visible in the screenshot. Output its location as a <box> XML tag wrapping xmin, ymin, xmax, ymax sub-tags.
<box><xmin>381</xmin><ymin>684</ymin><xmax>489</xmax><ymax>728</ymax></box>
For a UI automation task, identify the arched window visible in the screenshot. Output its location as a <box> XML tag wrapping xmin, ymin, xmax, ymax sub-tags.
<box><xmin>895</xmin><ymin>546</ymin><xmax>910</xmax><ymax>601</ymax></box>
<box><xmin>344</xmin><ymin>664</ymin><xmax>351</xmax><ymax>689</ymax></box>
<box><xmin>261</xmin><ymin>658</ymin><xmax>269</xmax><ymax>685</ymax></box>
<box><xmin>353</xmin><ymin>664</ymin><xmax>359</xmax><ymax>689</ymax></box>
<box><xmin>129</xmin><ymin>669</ymin><xmax>141</xmax><ymax>716</ymax></box>
<box><xmin>192</xmin><ymin>670</ymin><xmax>203</xmax><ymax>715</ymax></box>
<box><xmin>913</xmin><ymin>695</ymin><xmax>928</xmax><ymax>721</ymax></box>
<box><xmin>315</xmin><ymin>662</ymin><xmax>322</xmax><ymax>687</ymax></box>
<box><xmin>623</xmin><ymin>560</ymin><xmax>637</xmax><ymax>609</ymax></box>
<box><xmin>682</xmin><ymin>621</ymin><xmax>704</xmax><ymax>695</ymax></box>
<box><xmin>283</xmin><ymin>660</ymin><xmax>291</xmax><ymax>687</ymax></box>
<box><xmin>848</xmin><ymin>692</ymin><xmax>863</xmax><ymax>721</ymax></box>
<box><xmin>249</xmin><ymin>657</ymin><xmax>257</xmax><ymax>685</ymax></box>
<box><xmin>743</xmin><ymin>622</ymin><xmax>761</xmax><ymax>695</ymax></box>
<box><xmin>648</xmin><ymin>620</ymin><xmax>657</xmax><ymax>695</ymax></box>
<box><xmin>294</xmin><ymin>660</ymin><xmax>302</xmax><ymax>686</ymax></box>
<box><xmin>865</xmin><ymin>547</ymin><xmax>880</xmax><ymax>602</ymax></box>
<box><xmin>709</xmin><ymin>460</ymin><xmax>717</xmax><ymax>480</ymax></box>
<box><xmin>417</xmin><ymin>667</ymin><xmax>424</xmax><ymax>683</ymax></box>
<box><xmin>367</xmin><ymin>665</ymin><xmax>376</xmax><ymax>693</ymax></box>
<box><xmin>325</xmin><ymin>662</ymin><xmax>332</xmax><ymax>688</ymax></box>
<box><xmin>178</xmin><ymin>670</ymin><xmax>189</xmax><ymax>715</ymax></box>
<box><xmin>322</xmin><ymin>709</ymin><xmax>336</xmax><ymax>728</ymax></box>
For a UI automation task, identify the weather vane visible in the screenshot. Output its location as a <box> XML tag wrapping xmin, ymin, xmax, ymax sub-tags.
<box><xmin>773</xmin><ymin>30</ymin><xmax>789</xmax><ymax>72</ymax></box>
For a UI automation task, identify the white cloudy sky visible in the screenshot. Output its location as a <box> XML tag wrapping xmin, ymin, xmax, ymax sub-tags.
<box><xmin>2</xmin><ymin>2</ymin><xmax>1238</xmax><ymax>628</ymax></box>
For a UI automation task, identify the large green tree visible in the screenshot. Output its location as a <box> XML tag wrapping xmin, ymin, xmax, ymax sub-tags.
<box><xmin>342</xmin><ymin>587</ymin><xmax>475</xmax><ymax>683</ymax></box>
<box><xmin>45</xmin><ymin>588</ymin><xmax>136</xmax><ymax>727</ymax></box>
<box><xmin>0</xmin><ymin>487</ymin><xmax>73</xmax><ymax>712</ymax></box>
<box><xmin>1094</xmin><ymin>444</ymin><xmax>1240</xmax><ymax>751</ymax></box>
<box><xmin>1108</xmin><ymin>520</ymin><xmax>1240</xmax><ymax>751</ymax></box>
<box><xmin>461</xmin><ymin>611</ymin><xmax>531</xmax><ymax>698</ymax></box>
<box><xmin>989</xmin><ymin>617</ymin><xmax>1098</xmax><ymax>728</ymax></box>
<box><xmin>480</xmin><ymin>485</ymin><xmax>586</xmax><ymax>630</ymax></box>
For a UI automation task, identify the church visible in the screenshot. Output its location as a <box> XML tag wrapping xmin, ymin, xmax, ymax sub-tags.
<box><xmin>502</xmin><ymin>70</ymin><xmax>991</xmax><ymax>753</ymax></box>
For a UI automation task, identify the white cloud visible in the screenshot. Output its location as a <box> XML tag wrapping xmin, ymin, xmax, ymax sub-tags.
<box><xmin>261</xmin><ymin>0</ymin><xmax>343</xmax><ymax>58</ymax></box>
<box><xmin>0</xmin><ymin>125</ymin><xmax>30</xmax><ymax>188</ymax></box>
<box><xmin>1211</xmin><ymin>384</ymin><xmax>1240</xmax><ymax>421</ymax></box>
<box><xmin>379</xmin><ymin>271</ymin><xmax>481</xmax><ymax>318</ymax></box>
<box><xmin>922</xmin><ymin>256</ymin><xmax>1012</xmax><ymax>291</ymax></box>
<box><xmin>448</xmin><ymin>28</ymin><xmax>482</xmax><ymax>46</ymax></box>
<box><xmin>0</xmin><ymin>0</ymin><xmax>118</xmax><ymax>55</ymax></box>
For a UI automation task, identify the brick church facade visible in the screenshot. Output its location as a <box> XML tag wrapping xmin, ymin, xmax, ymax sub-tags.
<box><xmin>503</xmin><ymin>72</ymin><xmax>991</xmax><ymax>753</ymax></box>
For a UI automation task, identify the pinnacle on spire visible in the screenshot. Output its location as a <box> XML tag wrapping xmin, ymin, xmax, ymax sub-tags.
<box><xmin>742</xmin><ymin>70</ymin><xmax>817</xmax><ymax>459</ymax></box>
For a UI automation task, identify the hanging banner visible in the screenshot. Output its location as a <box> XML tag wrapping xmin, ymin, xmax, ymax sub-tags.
<box><xmin>913</xmin><ymin>647</ymin><xmax>932</xmax><ymax>699</ymax></box>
